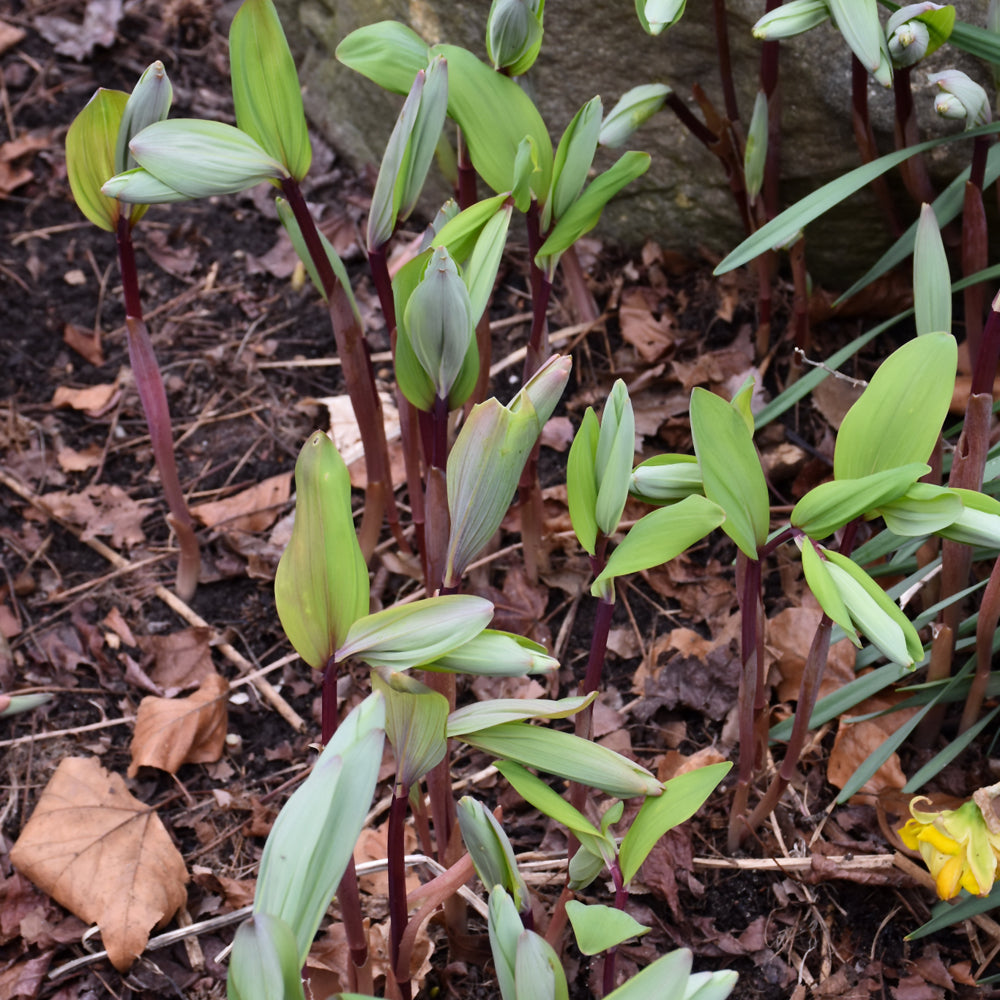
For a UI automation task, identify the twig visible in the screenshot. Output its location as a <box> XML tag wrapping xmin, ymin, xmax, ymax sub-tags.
<box><xmin>0</xmin><ymin>468</ymin><xmax>305</xmax><ymax>732</ymax></box>
<box><xmin>47</xmin><ymin>855</ymin><xmax>485</xmax><ymax>981</ymax></box>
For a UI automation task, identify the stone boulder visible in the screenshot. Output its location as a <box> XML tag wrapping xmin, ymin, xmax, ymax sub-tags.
<box><xmin>275</xmin><ymin>0</ymin><xmax>990</xmax><ymax>284</ymax></box>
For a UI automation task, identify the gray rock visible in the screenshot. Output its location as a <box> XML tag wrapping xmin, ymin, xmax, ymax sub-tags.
<box><xmin>276</xmin><ymin>0</ymin><xmax>991</xmax><ymax>284</ymax></box>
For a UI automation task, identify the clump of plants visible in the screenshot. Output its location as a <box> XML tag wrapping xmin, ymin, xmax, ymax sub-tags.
<box><xmin>40</xmin><ymin>0</ymin><xmax>1000</xmax><ymax>993</ymax></box>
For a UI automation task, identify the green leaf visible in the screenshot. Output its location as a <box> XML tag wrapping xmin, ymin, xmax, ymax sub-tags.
<box><xmin>495</xmin><ymin>760</ymin><xmax>614</xmax><ymax>867</ymax></box>
<box><xmin>423</xmin><ymin>629</ymin><xmax>558</xmax><ymax>676</ymax></box>
<box><xmin>907</xmin><ymin>882</ymin><xmax>1000</xmax><ymax>940</ymax></box>
<box><xmin>828</xmin><ymin>0</ymin><xmax>884</xmax><ymax>72</ymax></box>
<box><xmin>432</xmin><ymin>43</ymin><xmax>553</xmax><ymax>200</ymax></box>
<box><xmin>791</xmin><ymin>462</ymin><xmax>929</xmax><ymax>539</ymax></box>
<box><xmin>593</xmin><ymin>495</ymin><xmax>725</xmax><ymax>589</ymax></box>
<box><xmin>823</xmin><ymin>549</ymin><xmax>924</xmax><ymax>665</ymax></box>
<box><xmin>337</xmin><ymin>595</ymin><xmax>493</xmax><ymax>668</ymax></box>
<box><xmin>618</xmin><ymin>762</ymin><xmax>731</xmax><ymax>884</ymax></box>
<box><xmin>536</xmin><ymin>152</ymin><xmax>650</xmax><ymax>270</ymax></box>
<box><xmin>116</xmin><ymin>62</ymin><xmax>172</xmax><ymax>174</ymax></box>
<box><xmin>913</xmin><ymin>202</ymin><xmax>952</xmax><ymax>336</ymax></box>
<box><xmin>629</xmin><ymin>453</ymin><xmax>703</xmax><ymax>505</ymax></box>
<box><xmin>834</xmin><ymin>333</ymin><xmax>956</xmax><ymax>478</ymax></box>
<box><xmin>877</xmin><ymin>482</ymin><xmax>964</xmax><ymax>537</ymax></box>
<box><xmin>547</xmin><ymin>96</ymin><xmax>602</xmax><ymax>227</ymax></box>
<box><xmin>800</xmin><ymin>538</ymin><xmax>859</xmax><ymax>644</ymax></box>
<box><xmin>448</xmin><ymin>695</ymin><xmax>594</xmax><ymax>735</ymax></box>
<box><xmin>274</xmin><ymin>432</ymin><xmax>368</xmax><ymax>669</ymax></box>
<box><xmin>432</xmin><ymin>192</ymin><xmax>512</xmax><ymax>264</ymax></box>
<box><xmin>66</xmin><ymin>88</ymin><xmax>129</xmax><ymax>232</ymax></box>
<box><xmin>227</xmin><ymin>914</ymin><xmax>306</xmax><ymax>1000</ymax></box>
<box><xmin>372</xmin><ymin>670</ymin><xmax>449</xmax><ymax>789</ymax></box>
<box><xmin>395</xmin><ymin>55</ymin><xmax>448</xmax><ymax>221</ymax></box>
<box><xmin>690</xmin><ymin>387</ymin><xmax>769</xmax><ymax>558</ymax></box>
<box><xmin>567</xmin><ymin>408</ymin><xmax>600</xmax><ymax>554</ymax></box>
<box><xmin>566</xmin><ymin>901</ymin><xmax>650</xmax><ymax>955</ymax></box>
<box><xmin>488</xmin><ymin>887</ymin><xmax>522</xmax><ymax>1000</ymax></box>
<box><xmin>594</xmin><ymin>380</ymin><xmax>635</xmax><ymax>536</ymax></box>
<box><xmin>743</xmin><ymin>90</ymin><xmax>768</xmax><ymax>203</ymax></box>
<box><xmin>230</xmin><ymin>0</ymin><xmax>311</xmax><ymax>180</ymax></box>
<box><xmin>458</xmin><ymin>795</ymin><xmax>530</xmax><ymax>912</ymax></box>
<box><xmin>335</xmin><ymin>21</ymin><xmax>431</xmax><ymax>94</ymax></box>
<box><xmin>275</xmin><ymin>197</ymin><xmax>362</xmax><ymax>318</ymax></box>
<box><xmin>253</xmin><ymin>693</ymin><xmax>385</xmax><ymax>963</ymax></box>
<box><xmin>515</xmin><ymin>928</ymin><xmax>568</xmax><ymax>1000</ymax></box>
<box><xmin>837</xmin><ymin>142</ymin><xmax>1000</xmax><ymax>306</ymax></box>
<box><xmin>463</xmin><ymin>203</ymin><xmax>513</xmax><ymax>324</ymax></box>
<box><xmin>715</xmin><ymin>121</ymin><xmax>1000</xmax><ymax>275</ymax></box>
<box><xmin>110</xmin><ymin>119</ymin><xmax>287</xmax><ymax>201</ymax></box>
<box><xmin>460</xmin><ymin>722</ymin><xmax>662</xmax><ymax>798</ymax></box>
<box><xmin>599</xmin><ymin>83</ymin><xmax>670</xmax><ymax>149</ymax></box>
<box><xmin>604</xmin><ymin>948</ymin><xmax>693</xmax><ymax>1000</ymax></box>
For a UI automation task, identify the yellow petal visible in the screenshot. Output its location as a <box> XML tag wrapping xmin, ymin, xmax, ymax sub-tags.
<box><xmin>935</xmin><ymin>853</ymin><xmax>965</xmax><ymax>899</ymax></box>
<box><xmin>920</xmin><ymin>824</ymin><xmax>962</xmax><ymax>855</ymax></box>
<box><xmin>899</xmin><ymin>819</ymin><xmax>924</xmax><ymax>850</ymax></box>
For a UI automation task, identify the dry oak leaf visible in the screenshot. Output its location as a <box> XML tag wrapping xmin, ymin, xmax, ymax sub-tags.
<box><xmin>128</xmin><ymin>673</ymin><xmax>229</xmax><ymax>777</ymax></box>
<box><xmin>10</xmin><ymin>756</ymin><xmax>188</xmax><ymax>972</ymax></box>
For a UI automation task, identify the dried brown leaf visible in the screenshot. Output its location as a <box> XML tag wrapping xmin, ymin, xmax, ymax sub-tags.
<box><xmin>51</xmin><ymin>382</ymin><xmax>120</xmax><ymax>416</ymax></box>
<box><xmin>42</xmin><ymin>484</ymin><xmax>147</xmax><ymax>548</ymax></box>
<box><xmin>0</xmin><ymin>952</ymin><xmax>51</xmax><ymax>1000</ymax></box>
<box><xmin>10</xmin><ymin>757</ymin><xmax>188</xmax><ymax>971</ymax></box>
<box><xmin>62</xmin><ymin>323</ymin><xmax>104</xmax><ymax>367</ymax></box>
<box><xmin>190</xmin><ymin>473</ymin><xmax>291</xmax><ymax>533</ymax></box>
<box><xmin>0</xmin><ymin>19</ymin><xmax>26</xmax><ymax>56</ymax></box>
<box><xmin>138</xmin><ymin>627</ymin><xmax>214</xmax><ymax>691</ymax></box>
<box><xmin>827</xmin><ymin>697</ymin><xmax>917</xmax><ymax>803</ymax></box>
<box><xmin>128</xmin><ymin>673</ymin><xmax>229</xmax><ymax>776</ymax></box>
<box><xmin>768</xmin><ymin>604</ymin><xmax>856</xmax><ymax>703</ymax></box>
<box><xmin>619</xmin><ymin>287</ymin><xmax>675</xmax><ymax>363</ymax></box>
<box><xmin>33</xmin><ymin>0</ymin><xmax>122</xmax><ymax>60</ymax></box>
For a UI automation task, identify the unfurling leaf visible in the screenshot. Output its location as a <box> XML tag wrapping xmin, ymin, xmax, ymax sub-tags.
<box><xmin>336</xmin><ymin>595</ymin><xmax>493</xmax><ymax>668</ymax></box>
<box><xmin>228</xmin><ymin>914</ymin><xmax>306</xmax><ymax>1000</ymax></box>
<box><xmin>67</xmin><ymin>88</ymin><xmax>131</xmax><ymax>231</ymax></box>
<box><xmin>372</xmin><ymin>670</ymin><xmax>449</xmax><ymax>790</ymax></box>
<box><xmin>834</xmin><ymin>333</ymin><xmax>956</xmax><ymax>479</ymax></box>
<box><xmin>690</xmin><ymin>386</ymin><xmax>769</xmax><ymax>558</ymax></box>
<box><xmin>274</xmin><ymin>432</ymin><xmax>368</xmax><ymax>670</ymax></box>
<box><xmin>230</xmin><ymin>0</ymin><xmax>311</xmax><ymax>179</ymax></box>
<box><xmin>11</xmin><ymin>757</ymin><xmax>188</xmax><ymax>972</ymax></box>
<box><xmin>253</xmin><ymin>693</ymin><xmax>385</xmax><ymax>964</ymax></box>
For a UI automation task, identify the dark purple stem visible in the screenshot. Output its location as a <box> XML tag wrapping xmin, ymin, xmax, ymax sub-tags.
<box><xmin>601</xmin><ymin>861</ymin><xmax>628</xmax><ymax>996</ymax></box>
<box><xmin>712</xmin><ymin>0</ymin><xmax>739</xmax><ymax>126</ymax></box>
<box><xmin>281</xmin><ymin>177</ymin><xmax>397</xmax><ymax>555</ymax></box>
<box><xmin>971</xmin><ymin>291</ymin><xmax>1000</xmax><ymax>397</ymax></box>
<box><xmin>116</xmin><ymin>216</ymin><xmax>199</xmax><ymax>600</ymax></box>
<box><xmin>388</xmin><ymin>786</ymin><xmax>413</xmax><ymax>1000</ymax></box>
<box><xmin>321</xmin><ymin>656</ymin><xmax>338</xmax><ymax>746</ymax></box>
<box><xmin>456</xmin><ymin>128</ymin><xmax>477</xmax><ymax>211</ymax></box>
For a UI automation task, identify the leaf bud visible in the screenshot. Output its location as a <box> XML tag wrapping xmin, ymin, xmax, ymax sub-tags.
<box><xmin>928</xmin><ymin>70</ymin><xmax>991</xmax><ymax>129</ymax></box>
<box><xmin>116</xmin><ymin>61</ymin><xmax>172</xmax><ymax>174</ymax></box>
<box><xmin>599</xmin><ymin>84</ymin><xmax>670</xmax><ymax>150</ymax></box>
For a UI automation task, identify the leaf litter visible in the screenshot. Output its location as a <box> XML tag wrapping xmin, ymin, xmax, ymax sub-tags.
<box><xmin>0</xmin><ymin>10</ymin><xmax>996</xmax><ymax>998</ymax></box>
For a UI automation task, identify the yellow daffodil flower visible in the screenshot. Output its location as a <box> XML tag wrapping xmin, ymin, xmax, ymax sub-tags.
<box><xmin>900</xmin><ymin>797</ymin><xmax>1000</xmax><ymax>899</ymax></box>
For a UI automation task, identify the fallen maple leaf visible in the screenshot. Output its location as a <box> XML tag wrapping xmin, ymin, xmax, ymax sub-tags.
<box><xmin>10</xmin><ymin>757</ymin><xmax>188</xmax><ymax>971</ymax></box>
<box><xmin>128</xmin><ymin>673</ymin><xmax>229</xmax><ymax>776</ymax></box>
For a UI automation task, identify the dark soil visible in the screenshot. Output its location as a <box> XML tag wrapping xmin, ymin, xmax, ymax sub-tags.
<box><xmin>2</xmin><ymin>2</ymin><xmax>999</xmax><ymax>999</ymax></box>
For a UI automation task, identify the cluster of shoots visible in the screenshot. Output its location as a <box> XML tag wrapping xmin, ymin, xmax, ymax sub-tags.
<box><xmin>58</xmin><ymin>0</ymin><xmax>1000</xmax><ymax>992</ymax></box>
